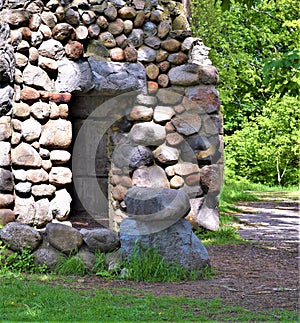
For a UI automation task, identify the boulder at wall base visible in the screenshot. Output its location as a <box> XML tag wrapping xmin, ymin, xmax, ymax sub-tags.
<box><xmin>33</xmin><ymin>239</ymin><xmax>62</xmax><ymax>271</ymax></box>
<box><xmin>80</xmin><ymin>228</ymin><xmax>120</xmax><ymax>253</ymax></box>
<box><xmin>45</xmin><ymin>223</ymin><xmax>83</xmax><ymax>254</ymax></box>
<box><xmin>0</xmin><ymin>222</ymin><xmax>42</xmax><ymax>251</ymax></box>
<box><xmin>120</xmin><ymin>218</ymin><xmax>210</xmax><ymax>271</ymax></box>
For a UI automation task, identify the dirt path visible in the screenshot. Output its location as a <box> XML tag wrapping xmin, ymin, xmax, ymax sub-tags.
<box><xmin>57</xmin><ymin>191</ymin><xmax>299</xmax><ymax>313</ymax></box>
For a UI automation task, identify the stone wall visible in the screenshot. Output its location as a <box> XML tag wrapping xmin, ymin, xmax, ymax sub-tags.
<box><xmin>0</xmin><ymin>0</ymin><xmax>223</xmax><ymax>232</ymax></box>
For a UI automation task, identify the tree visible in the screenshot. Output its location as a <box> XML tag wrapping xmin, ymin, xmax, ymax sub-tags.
<box><xmin>191</xmin><ymin>0</ymin><xmax>299</xmax><ymax>186</ymax></box>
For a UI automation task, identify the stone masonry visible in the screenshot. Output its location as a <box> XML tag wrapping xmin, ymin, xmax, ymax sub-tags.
<box><xmin>0</xmin><ymin>0</ymin><xmax>223</xmax><ymax>232</ymax></box>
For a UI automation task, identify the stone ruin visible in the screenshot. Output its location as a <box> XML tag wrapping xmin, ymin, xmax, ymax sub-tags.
<box><xmin>0</xmin><ymin>0</ymin><xmax>223</xmax><ymax>271</ymax></box>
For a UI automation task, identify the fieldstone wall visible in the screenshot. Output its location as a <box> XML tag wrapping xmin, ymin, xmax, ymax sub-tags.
<box><xmin>0</xmin><ymin>0</ymin><xmax>223</xmax><ymax>233</ymax></box>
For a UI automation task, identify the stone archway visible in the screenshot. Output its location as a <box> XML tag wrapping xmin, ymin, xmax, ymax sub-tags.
<box><xmin>0</xmin><ymin>0</ymin><xmax>223</xmax><ymax>233</ymax></box>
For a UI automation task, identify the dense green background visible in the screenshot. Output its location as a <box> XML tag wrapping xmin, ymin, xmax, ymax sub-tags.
<box><xmin>191</xmin><ymin>0</ymin><xmax>299</xmax><ymax>186</ymax></box>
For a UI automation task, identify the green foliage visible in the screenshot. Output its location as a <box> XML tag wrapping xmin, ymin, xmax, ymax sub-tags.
<box><xmin>54</xmin><ymin>254</ymin><xmax>88</xmax><ymax>277</ymax></box>
<box><xmin>0</xmin><ymin>243</ymin><xmax>47</xmax><ymax>275</ymax></box>
<box><xmin>122</xmin><ymin>242</ymin><xmax>203</xmax><ymax>282</ymax></box>
<box><xmin>191</xmin><ymin>0</ymin><xmax>299</xmax><ymax>186</ymax></box>
<box><xmin>93</xmin><ymin>250</ymin><xmax>121</xmax><ymax>278</ymax></box>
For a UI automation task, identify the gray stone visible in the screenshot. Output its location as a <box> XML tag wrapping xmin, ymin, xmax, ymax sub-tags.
<box><xmin>137</xmin><ymin>45</ymin><xmax>157</xmax><ymax>62</ymax></box>
<box><xmin>23</xmin><ymin>64</ymin><xmax>54</xmax><ymax>91</ymax></box>
<box><xmin>77</xmin><ymin>245</ymin><xmax>96</xmax><ymax>270</ymax></box>
<box><xmin>85</xmin><ymin>39</ymin><xmax>109</xmax><ymax>59</ymax></box>
<box><xmin>128</xmin><ymin>122</ymin><xmax>166</xmax><ymax>146</ymax></box>
<box><xmin>15</xmin><ymin>181</ymin><xmax>32</xmax><ymax>194</ymax></box>
<box><xmin>21</xmin><ymin>117</ymin><xmax>42</xmax><ymax>141</ymax></box>
<box><xmin>143</xmin><ymin>21</ymin><xmax>157</xmax><ymax>36</ymax></box>
<box><xmin>196</xmin><ymin>198</ymin><xmax>220</xmax><ymax>231</ymax></box>
<box><xmin>112</xmin><ymin>144</ymin><xmax>154</xmax><ymax>169</ymax></box>
<box><xmin>168</xmin><ymin>64</ymin><xmax>200</xmax><ymax>86</ymax></box>
<box><xmin>80</xmin><ymin>228</ymin><xmax>120</xmax><ymax>253</ymax></box>
<box><xmin>49</xmin><ymin>189</ymin><xmax>72</xmax><ymax>220</ymax></box>
<box><xmin>0</xmin><ymin>222</ymin><xmax>42</xmax><ymax>251</ymax></box>
<box><xmin>171</xmin><ymin>113</ymin><xmax>202</xmax><ymax>136</ymax></box>
<box><xmin>135</xmin><ymin>94</ymin><xmax>158</xmax><ymax>107</ymax></box>
<box><xmin>11</xmin><ymin>143</ymin><xmax>42</xmax><ymax>167</ymax></box>
<box><xmin>128</xmin><ymin>29</ymin><xmax>144</xmax><ymax>48</ymax></box>
<box><xmin>125</xmin><ymin>187</ymin><xmax>190</xmax><ymax>222</ymax></box>
<box><xmin>0</xmin><ymin>84</ymin><xmax>14</xmax><ymax>116</ymax></box>
<box><xmin>0</xmin><ymin>142</ymin><xmax>10</xmax><ymax>167</ymax></box>
<box><xmin>144</xmin><ymin>35</ymin><xmax>161</xmax><ymax>50</ymax></box>
<box><xmin>200</xmin><ymin>164</ymin><xmax>223</xmax><ymax>195</ymax></box>
<box><xmin>0</xmin><ymin>43</ymin><xmax>15</xmax><ymax>83</ymax></box>
<box><xmin>35</xmin><ymin>198</ymin><xmax>52</xmax><ymax>227</ymax></box>
<box><xmin>132</xmin><ymin>165</ymin><xmax>170</xmax><ymax>188</ymax></box>
<box><xmin>188</xmin><ymin>39</ymin><xmax>212</xmax><ymax>66</ymax></box>
<box><xmin>45</xmin><ymin>223</ymin><xmax>83</xmax><ymax>254</ymax></box>
<box><xmin>1</xmin><ymin>9</ymin><xmax>30</xmax><ymax>27</ymax></box>
<box><xmin>38</xmin><ymin>39</ymin><xmax>65</xmax><ymax>60</ymax></box>
<box><xmin>98</xmin><ymin>31</ymin><xmax>116</xmax><ymax>48</ymax></box>
<box><xmin>55</xmin><ymin>59</ymin><xmax>94</xmax><ymax>93</ymax></box>
<box><xmin>31</xmin><ymin>31</ymin><xmax>44</xmax><ymax>47</ymax></box>
<box><xmin>156</xmin><ymin>88</ymin><xmax>182</xmax><ymax>105</ymax></box>
<box><xmin>120</xmin><ymin>219</ymin><xmax>210</xmax><ymax>270</ymax></box>
<box><xmin>88</xmin><ymin>59</ymin><xmax>147</xmax><ymax>95</ymax></box>
<box><xmin>40</xmin><ymin>119</ymin><xmax>72</xmax><ymax>149</ymax></box>
<box><xmin>14</xmin><ymin>195</ymin><xmax>35</xmax><ymax>224</ymax></box>
<box><xmin>0</xmin><ymin>169</ymin><xmax>14</xmax><ymax>192</ymax></box>
<box><xmin>33</xmin><ymin>239</ymin><xmax>61</xmax><ymax>270</ymax></box>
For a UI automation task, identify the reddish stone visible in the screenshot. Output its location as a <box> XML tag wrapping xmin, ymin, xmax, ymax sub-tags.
<box><xmin>185</xmin><ymin>85</ymin><xmax>221</xmax><ymax>114</ymax></box>
<box><xmin>110</xmin><ymin>175</ymin><xmax>120</xmax><ymax>185</ymax></box>
<box><xmin>118</xmin><ymin>7</ymin><xmax>137</xmax><ymax>19</ymax></box>
<box><xmin>65</xmin><ymin>41</ymin><xmax>84</xmax><ymax>59</ymax></box>
<box><xmin>120</xmin><ymin>176</ymin><xmax>132</xmax><ymax>188</ymax></box>
<box><xmin>166</xmin><ymin>132</ymin><xmax>184</xmax><ymax>146</ymax></box>
<box><xmin>0</xmin><ymin>209</ymin><xmax>15</xmax><ymax>227</ymax></box>
<box><xmin>111</xmin><ymin>185</ymin><xmax>128</xmax><ymax>201</ymax></box>
<box><xmin>134</xmin><ymin>11</ymin><xmax>145</xmax><ymax>28</ymax></box>
<box><xmin>108</xmin><ymin>19</ymin><xmax>124</xmax><ymax>36</ymax></box>
<box><xmin>146</xmin><ymin>63</ymin><xmax>159</xmax><ymax>80</ymax></box>
<box><xmin>156</xmin><ymin>49</ymin><xmax>168</xmax><ymax>62</ymax></box>
<box><xmin>49</xmin><ymin>93</ymin><xmax>72</xmax><ymax>103</ymax></box>
<box><xmin>158</xmin><ymin>61</ymin><xmax>170</xmax><ymax>73</ymax></box>
<box><xmin>157</xmin><ymin>74</ymin><xmax>169</xmax><ymax>88</ymax></box>
<box><xmin>0</xmin><ymin>194</ymin><xmax>14</xmax><ymax>208</ymax></box>
<box><xmin>147</xmin><ymin>81</ymin><xmax>158</xmax><ymax>94</ymax></box>
<box><xmin>174</xmin><ymin>104</ymin><xmax>185</xmax><ymax>114</ymax></box>
<box><xmin>168</xmin><ymin>52</ymin><xmax>188</xmax><ymax>65</ymax></box>
<box><xmin>124</xmin><ymin>45</ymin><xmax>138</xmax><ymax>62</ymax></box>
<box><xmin>59</xmin><ymin>104</ymin><xmax>69</xmax><ymax>119</ymax></box>
<box><xmin>110</xmin><ymin>48</ymin><xmax>125</xmax><ymax>61</ymax></box>
<box><xmin>21</xmin><ymin>87</ymin><xmax>40</xmax><ymax>101</ymax></box>
<box><xmin>97</xmin><ymin>16</ymin><xmax>108</xmax><ymax>29</ymax></box>
<box><xmin>161</xmin><ymin>39</ymin><xmax>181</xmax><ymax>52</ymax></box>
<box><xmin>165</xmin><ymin>121</ymin><xmax>175</xmax><ymax>132</ymax></box>
<box><xmin>20</xmin><ymin>27</ymin><xmax>32</xmax><ymax>40</ymax></box>
<box><xmin>199</xmin><ymin>66</ymin><xmax>219</xmax><ymax>85</ymax></box>
<box><xmin>185</xmin><ymin>173</ymin><xmax>201</xmax><ymax>186</ymax></box>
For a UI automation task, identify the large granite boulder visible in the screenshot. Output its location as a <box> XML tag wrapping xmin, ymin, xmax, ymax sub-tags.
<box><xmin>120</xmin><ymin>219</ymin><xmax>209</xmax><ymax>271</ymax></box>
<box><xmin>80</xmin><ymin>228</ymin><xmax>120</xmax><ymax>253</ymax></box>
<box><xmin>0</xmin><ymin>222</ymin><xmax>42</xmax><ymax>251</ymax></box>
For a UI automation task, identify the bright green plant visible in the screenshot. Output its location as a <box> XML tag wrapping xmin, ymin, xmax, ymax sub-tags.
<box><xmin>0</xmin><ymin>244</ymin><xmax>47</xmax><ymax>275</ymax></box>
<box><xmin>122</xmin><ymin>242</ymin><xmax>204</xmax><ymax>282</ymax></box>
<box><xmin>54</xmin><ymin>254</ymin><xmax>88</xmax><ymax>277</ymax></box>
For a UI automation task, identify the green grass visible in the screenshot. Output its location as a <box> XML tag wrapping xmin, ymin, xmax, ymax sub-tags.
<box><xmin>0</xmin><ymin>274</ymin><xmax>297</xmax><ymax>322</ymax></box>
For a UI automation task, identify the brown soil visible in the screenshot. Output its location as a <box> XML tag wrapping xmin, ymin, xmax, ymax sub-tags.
<box><xmin>66</xmin><ymin>192</ymin><xmax>299</xmax><ymax>313</ymax></box>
